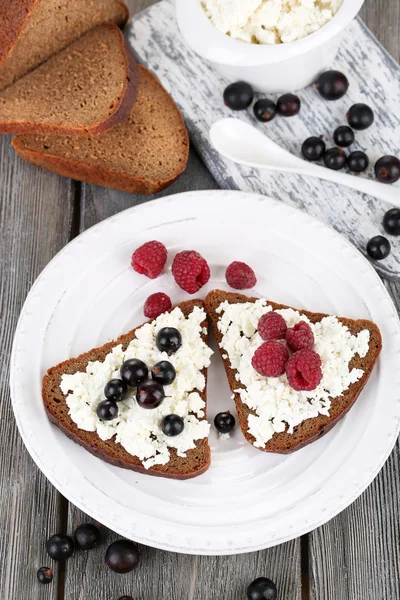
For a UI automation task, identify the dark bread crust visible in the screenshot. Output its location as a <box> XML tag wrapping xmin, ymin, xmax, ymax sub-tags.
<box><xmin>205</xmin><ymin>290</ymin><xmax>382</xmax><ymax>454</ymax></box>
<box><xmin>13</xmin><ymin>66</ymin><xmax>189</xmax><ymax>194</ymax></box>
<box><xmin>0</xmin><ymin>24</ymin><xmax>139</xmax><ymax>136</ymax></box>
<box><xmin>42</xmin><ymin>300</ymin><xmax>211</xmax><ymax>480</ymax></box>
<box><xmin>0</xmin><ymin>0</ymin><xmax>129</xmax><ymax>90</ymax></box>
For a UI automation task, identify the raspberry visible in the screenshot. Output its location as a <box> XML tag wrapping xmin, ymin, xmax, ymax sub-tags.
<box><xmin>251</xmin><ymin>341</ymin><xmax>289</xmax><ymax>378</ymax></box>
<box><xmin>172</xmin><ymin>250</ymin><xmax>210</xmax><ymax>294</ymax></box>
<box><xmin>225</xmin><ymin>261</ymin><xmax>257</xmax><ymax>290</ymax></box>
<box><xmin>131</xmin><ymin>241</ymin><xmax>167</xmax><ymax>279</ymax></box>
<box><xmin>286</xmin><ymin>321</ymin><xmax>314</xmax><ymax>351</ymax></box>
<box><xmin>286</xmin><ymin>349</ymin><xmax>322</xmax><ymax>391</ymax></box>
<box><xmin>258</xmin><ymin>312</ymin><xmax>287</xmax><ymax>341</ymax></box>
<box><xmin>144</xmin><ymin>292</ymin><xmax>172</xmax><ymax>319</ymax></box>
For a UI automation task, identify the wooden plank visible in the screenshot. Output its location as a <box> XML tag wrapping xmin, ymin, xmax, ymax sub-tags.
<box><xmin>361</xmin><ymin>1</ymin><xmax>400</xmax><ymax>62</ymax></box>
<box><xmin>0</xmin><ymin>135</ymin><xmax>75</xmax><ymax>599</ymax></box>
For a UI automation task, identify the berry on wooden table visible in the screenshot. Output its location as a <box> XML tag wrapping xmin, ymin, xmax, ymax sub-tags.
<box><xmin>316</xmin><ymin>70</ymin><xmax>349</xmax><ymax>100</ymax></box>
<box><xmin>131</xmin><ymin>241</ymin><xmax>167</xmax><ymax>279</ymax></box>
<box><xmin>383</xmin><ymin>208</ymin><xmax>400</xmax><ymax>236</ymax></box>
<box><xmin>254</xmin><ymin>99</ymin><xmax>277</xmax><ymax>122</ymax></box>
<box><xmin>367</xmin><ymin>236</ymin><xmax>391</xmax><ymax>260</ymax></box>
<box><xmin>226</xmin><ymin>261</ymin><xmax>257</xmax><ymax>290</ymax></box>
<box><xmin>333</xmin><ymin>126</ymin><xmax>354</xmax><ymax>148</ymax></box>
<box><xmin>172</xmin><ymin>250</ymin><xmax>210</xmax><ymax>294</ymax></box>
<box><xmin>258</xmin><ymin>312</ymin><xmax>287</xmax><ymax>341</ymax></box>
<box><xmin>144</xmin><ymin>292</ymin><xmax>172</xmax><ymax>319</ymax></box>
<box><xmin>247</xmin><ymin>577</ymin><xmax>277</xmax><ymax>600</ymax></box>
<box><xmin>346</xmin><ymin>103</ymin><xmax>374</xmax><ymax>130</ymax></box>
<box><xmin>46</xmin><ymin>534</ymin><xmax>74</xmax><ymax>561</ymax></box>
<box><xmin>323</xmin><ymin>147</ymin><xmax>347</xmax><ymax>170</ymax></box>
<box><xmin>374</xmin><ymin>156</ymin><xmax>400</xmax><ymax>184</ymax></box>
<box><xmin>252</xmin><ymin>341</ymin><xmax>289</xmax><ymax>378</ymax></box>
<box><xmin>301</xmin><ymin>137</ymin><xmax>326</xmax><ymax>161</ymax></box>
<box><xmin>277</xmin><ymin>93</ymin><xmax>301</xmax><ymax>117</ymax></box>
<box><xmin>105</xmin><ymin>540</ymin><xmax>140</xmax><ymax>574</ymax></box>
<box><xmin>286</xmin><ymin>349</ymin><xmax>322</xmax><ymax>391</ymax></box>
<box><xmin>286</xmin><ymin>321</ymin><xmax>314</xmax><ymax>351</ymax></box>
<box><xmin>74</xmin><ymin>524</ymin><xmax>101</xmax><ymax>550</ymax></box>
<box><xmin>37</xmin><ymin>567</ymin><xmax>53</xmax><ymax>585</ymax></box>
<box><xmin>347</xmin><ymin>151</ymin><xmax>369</xmax><ymax>173</ymax></box>
<box><xmin>223</xmin><ymin>81</ymin><xmax>254</xmax><ymax>110</ymax></box>
<box><xmin>118</xmin><ymin>596</ymin><xmax>134</xmax><ymax>600</ymax></box>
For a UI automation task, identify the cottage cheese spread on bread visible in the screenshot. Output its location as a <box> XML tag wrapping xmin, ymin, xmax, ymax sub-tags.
<box><xmin>202</xmin><ymin>0</ymin><xmax>343</xmax><ymax>45</ymax></box>
<box><xmin>60</xmin><ymin>307</ymin><xmax>213</xmax><ymax>469</ymax></box>
<box><xmin>216</xmin><ymin>299</ymin><xmax>370</xmax><ymax>448</ymax></box>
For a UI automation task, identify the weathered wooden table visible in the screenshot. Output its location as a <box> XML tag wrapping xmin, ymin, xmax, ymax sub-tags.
<box><xmin>0</xmin><ymin>1</ymin><xmax>399</xmax><ymax>599</ymax></box>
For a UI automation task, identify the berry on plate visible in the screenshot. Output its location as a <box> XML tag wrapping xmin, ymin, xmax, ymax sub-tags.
<box><xmin>144</xmin><ymin>292</ymin><xmax>172</xmax><ymax>319</ymax></box>
<box><xmin>131</xmin><ymin>240</ymin><xmax>167</xmax><ymax>279</ymax></box>
<box><xmin>226</xmin><ymin>261</ymin><xmax>257</xmax><ymax>290</ymax></box>
<box><xmin>286</xmin><ymin>321</ymin><xmax>314</xmax><ymax>351</ymax></box>
<box><xmin>172</xmin><ymin>250</ymin><xmax>210</xmax><ymax>294</ymax></box>
<box><xmin>258</xmin><ymin>312</ymin><xmax>287</xmax><ymax>341</ymax></box>
<box><xmin>252</xmin><ymin>341</ymin><xmax>289</xmax><ymax>378</ymax></box>
<box><xmin>286</xmin><ymin>349</ymin><xmax>322</xmax><ymax>391</ymax></box>
<box><xmin>214</xmin><ymin>412</ymin><xmax>236</xmax><ymax>433</ymax></box>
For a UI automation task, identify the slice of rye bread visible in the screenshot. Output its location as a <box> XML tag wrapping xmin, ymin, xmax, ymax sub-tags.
<box><xmin>42</xmin><ymin>300</ymin><xmax>211</xmax><ymax>480</ymax></box>
<box><xmin>0</xmin><ymin>24</ymin><xmax>138</xmax><ymax>136</ymax></box>
<box><xmin>205</xmin><ymin>290</ymin><xmax>382</xmax><ymax>454</ymax></box>
<box><xmin>12</xmin><ymin>66</ymin><xmax>190</xmax><ymax>194</ymax></box>
<box><xmin>0</xmin><ymin>0</ymin><xmax>129</xmax><ymax>91</ymax></box>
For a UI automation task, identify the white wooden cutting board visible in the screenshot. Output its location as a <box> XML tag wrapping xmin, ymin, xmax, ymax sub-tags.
<box><xmin>126</xmin><ymin>0</ymin><xmax>400</xmax><ymax>280</ymax></box>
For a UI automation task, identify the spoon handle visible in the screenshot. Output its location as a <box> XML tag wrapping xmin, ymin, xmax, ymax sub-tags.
<box><xmin>296</xmin><ymin>161</ymin><xmax>400</xmax><ymax>208</ymax></box>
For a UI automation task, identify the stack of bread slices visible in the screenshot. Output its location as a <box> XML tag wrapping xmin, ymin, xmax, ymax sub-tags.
<box><xmin>0</xmin><ymin>0</ymin><xmax>189</xmax><ymax>194</ymax></box>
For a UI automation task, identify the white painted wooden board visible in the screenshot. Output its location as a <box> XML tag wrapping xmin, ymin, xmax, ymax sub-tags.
<box><xmin>127</xmin><ymin>0</ymin><xmax>400</xmax><ymax>280</ymax></box>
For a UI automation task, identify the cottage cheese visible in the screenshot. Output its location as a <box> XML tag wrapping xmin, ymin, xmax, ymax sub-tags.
<box><xmin>60</xmin><ymin>307</ymin><xmax>213</xmax><ymax>469</ymax></box>
<box><xmin>216</xmin><ymin>300</ymin><xmax>370</xmax><ymax>448</ymax></box>
<box><xmin>202</xmin><ymin>0</ymin><xmax>343</xmax><ymax>45</ymax></box>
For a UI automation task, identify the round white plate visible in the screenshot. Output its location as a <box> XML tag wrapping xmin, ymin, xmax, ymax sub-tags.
<box><xmin>10</xmin><ymin>190</ymin><xmax>400</xmax><ymax>556</ymax></box>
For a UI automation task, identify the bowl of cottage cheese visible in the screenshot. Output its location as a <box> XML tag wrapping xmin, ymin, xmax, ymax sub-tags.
<box><xmin>175</xmin><ymin>0</ymin><xmax>365</xmax><ymax>93</ymax></box>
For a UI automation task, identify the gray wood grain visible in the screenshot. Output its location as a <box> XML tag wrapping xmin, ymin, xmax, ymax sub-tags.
<box><xmin>0</xmin><ymin>134</ymin><xmax>75</xmax><ymax>598</ymax></box>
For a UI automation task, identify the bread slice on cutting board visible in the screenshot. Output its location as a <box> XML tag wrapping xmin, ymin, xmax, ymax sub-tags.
<box><xmin>13</xmin><ymin>65</ymin><xmax>190</xmax><ymax>193</ymax></box>
<box><xmin>0</xmin><ymin>0</ymin><xmax>129</xmax><ymax>91</ymax></box>
<box><xmin>205</xmin><ymin>290</ymin><xmax>382</xmax><ymax>454</ymax></box>
<box><xmin>42</xmin><ymin>300</ymin><xmax>212</xmax><ymax>480</ymax></box>
<box><xmin>0</xmin><ymin>23</ymin><xmax>138</xmax><ymax>136</ymax></box>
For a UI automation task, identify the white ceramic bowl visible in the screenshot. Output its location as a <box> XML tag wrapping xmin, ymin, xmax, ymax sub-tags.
<box><xmin>175</xmin><ymin>0</ymin><xmax>365</xmax><ymax>93</ymax></box>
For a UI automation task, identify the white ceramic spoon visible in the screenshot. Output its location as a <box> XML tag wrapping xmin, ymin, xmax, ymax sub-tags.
<box><xmin>210</xmin><ymin>118</ymin><xmax>400</xmax><ymax>208</ymax></box>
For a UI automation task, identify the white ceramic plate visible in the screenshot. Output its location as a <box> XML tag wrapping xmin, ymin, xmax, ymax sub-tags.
<box><xmin>10</xmin><ymin>190</ymin><xmax>400</xmax><ymax>556</ymax></box>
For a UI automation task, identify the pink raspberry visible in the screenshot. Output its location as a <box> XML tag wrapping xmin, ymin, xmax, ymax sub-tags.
<box><xmin>251</xmin><ymin>341</ymin><xmax>289</xmax><ymax>378</ymax></box>
<box><xmin>286</xmin><ymin>349</ymin><xmax>322</xmax><ymax>391</ymax></box>
<box><xmin>225</xmin><ymin>261</ymin><xmax>257</xmax><ymax>290</ymax></box>
<box><xmin>144</xmin><ymin>292</ymin><xmax>172</xmax><ymax>319</ymax></box>
<box><xmin>286</xmin><ymin>321</ymin><xmax>314</xmax><ymax>351</ymax></box>
<box><xmin>172</xmin><ymin>250</ymin><xmax>210</xmax><ymax>294</ymax></box>
<box><xmin>131</xmin><ymin>241</ymin><xmax>167</xmax><ymax>279</ymax></box>
<box><xmin>258</xmin><ymin>312</ymin><xmax>287</xmax><ymax>341</ymax></box>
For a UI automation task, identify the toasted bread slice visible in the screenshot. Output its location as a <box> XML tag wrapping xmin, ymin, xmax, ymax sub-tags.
<box><xmin>42</xmin><ymin>300</ymin><xmax>211</xmax><ymax>480</ymax></box>
<box><xmin>0</xmin><ymin>0</ymin><xmax>129</xmax><ymax>91</ymax></box>
<box><xmin>0</xmin><ymin>24</ymin><xmax>138</xmax><ymax>136</ymax></box>
<box><xmin>13</xmin><ymin>66</ymin><xmax>189</xmax><ymax>194</ymax></box>
<box><xmin>205</xmin><ymin>290</ymin><xmax>382</xmax><ymax>453</ymax></box>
